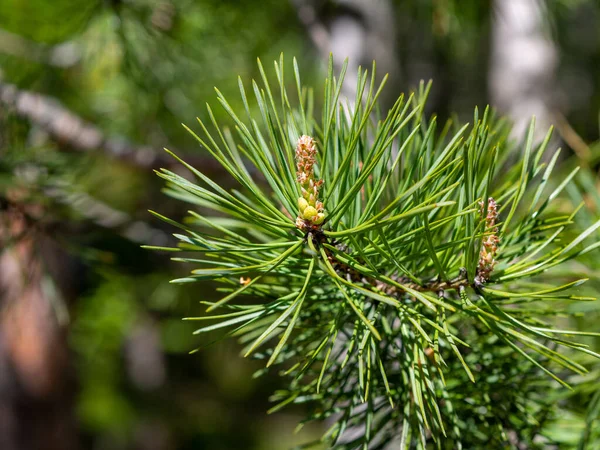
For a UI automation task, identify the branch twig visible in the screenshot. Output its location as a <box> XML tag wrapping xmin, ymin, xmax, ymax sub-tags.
<box><xmin>0</xmin><ymin>81</ymin><xmax>219</xmax><ymax>171</ymax></box>
<box><xmin>43</xmin><ymin>183</ymin><xmax>171</xmax><ymax>246</ymax></box>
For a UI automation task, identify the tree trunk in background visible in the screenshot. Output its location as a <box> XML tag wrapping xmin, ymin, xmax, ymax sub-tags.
<box><xmin>489</xmin><ymin>0</ymin><xmax>558</xmax><ymax>140</ymax></box>
<box><xmin>293</xmin><ymin>0</ymin><xmax>400</xmax><ymax>104</ymax></box>
<box><xmin>0</xmin><ymin>209</ymin><xmax>78</xmax><ymax>450</ymax></box>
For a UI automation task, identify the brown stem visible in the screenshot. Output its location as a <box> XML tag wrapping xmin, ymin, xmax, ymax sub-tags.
<box><xmin>313</xmin><ymin>231</ymin><xmax>473</xmax><ymax>301</ymax></box>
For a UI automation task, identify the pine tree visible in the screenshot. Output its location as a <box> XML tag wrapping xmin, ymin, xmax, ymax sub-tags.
<box><xmin>149</xmin><ymin>56</ymin><xmax>600</xmax><ymax>449</ymax></box>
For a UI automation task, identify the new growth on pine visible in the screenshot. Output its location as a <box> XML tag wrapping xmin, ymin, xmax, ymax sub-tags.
<box><xmin>148</xmin><ymin>56</ymin><xmax>600</xmax><ymax>449</ymax></box>
<box><xmin>295</xmin><ymin>135</ymin><xmax>325</xmax><ymax>230</ymax></box>
<box><xmin>476</xmin><ymin>198</ymin><xmax>499</xmax><ymax>285</ymax></box>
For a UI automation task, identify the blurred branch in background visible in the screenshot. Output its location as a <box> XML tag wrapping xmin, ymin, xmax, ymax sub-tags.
<box><xmin>0</xmin><ymin>28</ymin><xmax>81</xmax><ymax>68</ymax></box>
<box><xmin>553</xmin><ymin>110</ymin><xmax>592</xmax><ymax>163</ymax></box>
<box><xmin>43</xmin><ymin>183</ymin><xmax>170</xmax><ymax>246</ymax></box>
<box><xmin>0</xmin><ymin>81</ymin><xmax>219</xmax><ymax>171</ymax></box>
<box><xmin>0</xmin><ymin>79</ymin><xmax>159</xmax><ymax>166</ymax></box>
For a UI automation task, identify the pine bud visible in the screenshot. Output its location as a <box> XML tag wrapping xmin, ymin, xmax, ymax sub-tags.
<box><xmin>302</xmin><ymin>206</ymin><xmax>318</xmax><ymax>220</ymax></box>
<box><xmin>313</xmin><ymin>213</ymin><xmax>325</xmax><ymax>224</ymax></box>
<box><xmin>295</xmin><ymin>135</ymin><xmax>325</xmax><ymax>231</ymax></box>
<box><xmin>298</xmin><ymin>197</ymin><xmax>309</xmax><ymax>213</ymax></box>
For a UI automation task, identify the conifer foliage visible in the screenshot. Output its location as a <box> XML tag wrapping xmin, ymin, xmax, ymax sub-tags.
<box><xmin>149</xmin><ymin>56</ymin><xmax>600</xmax><ymax>449</ymax></box>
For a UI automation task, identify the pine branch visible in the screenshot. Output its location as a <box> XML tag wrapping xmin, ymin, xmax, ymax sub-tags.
<box><xmin>151</xmin><ymin>56</ymin><xmax>600</xmax><ymax>449</ymax></box>
<box><xmin>314</xmin><ymin>230</ymin><xmax>471</xmax><ymax>294</ymax></box>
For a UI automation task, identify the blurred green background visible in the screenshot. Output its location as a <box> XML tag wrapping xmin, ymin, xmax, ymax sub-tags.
<box><xmin>1</xmin><ymin>1</ymin><xmax>599</xmax><ymax>449</ymax></box>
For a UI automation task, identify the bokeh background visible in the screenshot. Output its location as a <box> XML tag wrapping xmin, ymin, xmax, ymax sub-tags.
<box><xmin>1</xmin><ymin>1</ymin><xmax>599</xmax><ymax>449</ymax></box>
